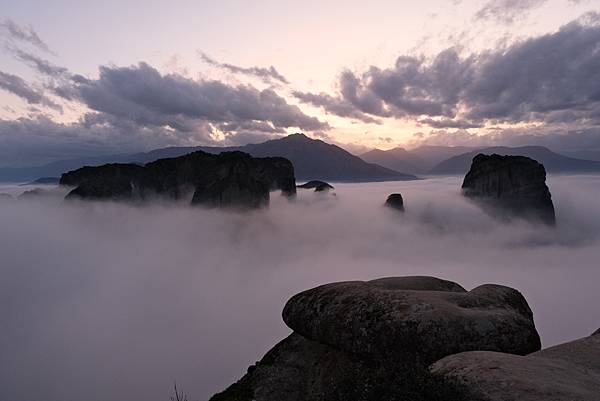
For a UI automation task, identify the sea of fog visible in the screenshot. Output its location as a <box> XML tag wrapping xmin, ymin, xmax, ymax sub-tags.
<box><xmin>1</xmin><ymin>175</ymin><xmax>600</xmax><ymax>401</ymax></box>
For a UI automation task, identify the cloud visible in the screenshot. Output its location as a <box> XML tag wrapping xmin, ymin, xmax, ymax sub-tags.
<box><xmin>474</xmin><ymin>0</ymin><xmax>548</xmax><ymax>24</ymax></box>
<box><xmin>418</xmin><ymin>118</ymin><xmax>483</xmax><ymax>129</ymax></box>
<box><xmin>70</xmin><ymin>63</ymin><xmax>326</xmax><ymax>133</ymax></box>
<box><xmin>311</xmin><ymin>16</ymin><xmax>600</xmax><ymax>137</ymax></box>
<box><xmin>1</xmin><ymin>177</ymin><xmax>600</xmax><ymax>401</ymax></box>
<box><xmin>0</xmin><ymin>70</ymin><xmax>60</xmax><ymax>110</ymax></box>
<box><xmin>0</xmin><ymin>19</ymin><xmax>53</xmax><ymax>53</ymax></box>
<box><xmin>199</xmin><ymin>52</ymin><xmax>289</xmax><ymax>84</ymax></box>
<box><xmin>0</xmin><ymin>115</ymin><xmax>210</xmax><ymax>167</ymax></box>
<box><xmin>293</xmin><ymin>90</ymin><xmax>381</xmax><ymax>124</ymax></box>
<box><xmin>0</xmin><ymin>62</ymin><xmax>330</xmax><ymax>166</ymax></box>
<box><xmin>8</xmin><ymin>47</ymin><xmax>69</xmax><ymax>78</ymax></box>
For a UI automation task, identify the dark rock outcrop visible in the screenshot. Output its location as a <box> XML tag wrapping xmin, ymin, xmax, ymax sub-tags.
<box><xmin>593</xmin><ymin>328</ymin><xmax>600</xmax><ymax>336</ymax></box>
<box><xmin>283</xmin><ymin>277</ymin><xmax>540</xmax><ymax>364</ymax></box>
<box><xmin>211</xmin><ymin>333</ymin><xmax>468</xmax><ymax>401</ymax></box>
<box><xmin>384</xmin><ymin>193</ymin><xmax>404</xmax><ymax>211</ymax></box>
<box><xmin>60</xmin><ymin>151</ymin><xmax>296</xmax><ymax>208</ymax></box>
<box><xmin>431</xmin><ymin>332</ymin><xmax>600</xmax><ymax>401</ymax></box>
<box><xmin>212</xmin><ymin>276</ymin><xmax>539</xmax><ymax>401</ymax></box>
<box><xmin>462</xmin><ymin>154</ymin><xmax>556</xmax><ymax>225</ymax></box>
<box><xmin>297</xmin><ymin>180</ymin><xmax>334</xmax><ymax>192</ymax></box>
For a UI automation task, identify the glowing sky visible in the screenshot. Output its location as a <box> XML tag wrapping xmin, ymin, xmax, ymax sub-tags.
<box><xmin>1</xmin><ymin>0</ymin><xmax>599</xmax><ymax>165</ymax></box>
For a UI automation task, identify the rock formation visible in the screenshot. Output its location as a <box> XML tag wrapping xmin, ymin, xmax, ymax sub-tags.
<box><xmin>297</xmin><ymin>180</ymin><xmax>334</xmax><ymax>192</ymax></box>
<box><xmin>283</xmin><ymin>277</ymin><xmax>540</xmax><ymax>364</ymax></box>
<box><xmin>60</xmin><ymin>151</ymin><xmax>296</xmax><ymax>209</ymax></box>
<box><xmin>431</xmin><ymin>331</ymin><xmax>600</xmax><ymax>401</ymax></box>
<box><xmin>384</xmin><ymin>193</ymin><xmax>404</xmax><ymax>211</ymax></box>
<box><xmin>462</xmin><ymin>154</ymin><xmax>556</xmax><ymax>225</ymax></box>
<box><xmin>211</xmin><ymin>276</ymin><xmax>540</xmax><ymax>401</ymax></box>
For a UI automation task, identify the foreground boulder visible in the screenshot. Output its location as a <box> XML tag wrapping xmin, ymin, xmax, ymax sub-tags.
<box><xmin>462</xmin><ymin>154</ymin><xmax>556</xmax><ymax>225</ymax></box>
<box><xmin>431</xmin><ymin>331</ymin><xmax>600</xmax><ymax>401</ymax></box>
<box><xmin>283</xmin><ymin>277</ymin><xmax>540</xmax><ymax>364</ymax></box>
<box><xmin>60</xmin><ymin>151</ymin><xmax>296</xmax><ymax>208</ymax></box>
<box><xmin>297</xmin><ymin>180</ymin><xmax>334</xmax><ymax>192</ymax></box>
<box><xmin>211</xmin><ymin>276</ymin><xmax>539</xmax><ymax>401</ymax></box>
<box><xmin>211</xmin><ymin>332</ymin><xmax>468</xmax><ymax>401</ymax></box>
<box><xmin>384</xmin><ymin>193</ymin><xmax>405</xmax><ymax>211</ymax></box>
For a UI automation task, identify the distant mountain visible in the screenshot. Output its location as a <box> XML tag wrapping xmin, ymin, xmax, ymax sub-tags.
<box><xmin>361</xmin><ymin>145</ymin><xmax>476</xmax><ymax>174</ymax></box>
<box><xmin>561</xmin><ymin>149</ymin><xmax>600</xmax><ymax>162</ymax></box>
<box><xmin>0</xmin><ymin>134</ymin><xmax>417</xmax><ymax>183</ymax></box>
<box><xmin>429</xmin><ymin>146</ymin><xmax>600</xmax><ymax>175</ymax></box>
<box><xmin>241</xmin><ymin>134</ymin><xmax>417</xmax><ymax>181</ymax></box>
<box><xmin>361</xmin><ymin>148</ymin><xmax>424</xmax><ymax>174</ymax></box>
<box><xmin>409</xmin><ymin>146</ymin><xmax>477</xmax><ymax>170</ymax></box>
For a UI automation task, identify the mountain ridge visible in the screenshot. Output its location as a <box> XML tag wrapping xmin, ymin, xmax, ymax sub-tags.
<box><xmin>429</xmin><ymin>146</ymin><xmax>600</xmax><ymax>175</ymax></box>
<box><xmin>0</xmin><ymin>134</ymin><xmax>417</xmax><ymax>183</ymax></box>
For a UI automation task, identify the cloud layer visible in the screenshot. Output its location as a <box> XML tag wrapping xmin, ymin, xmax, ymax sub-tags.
<box><xmin>1</xmin><ymin>177</ymin><xmax>600</xmax><ymax>401</ymax></box>
<box><xmin>298</xmin><ymin>16</ymin><xmax>600</xmax><ymax>134</ymax></box>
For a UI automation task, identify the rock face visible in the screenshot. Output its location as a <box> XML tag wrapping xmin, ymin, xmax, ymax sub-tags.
<box><xmin>384</xmin><ymin>193</ymin><xmax>404</xmax><ymax>211</ymax></box>
<box><xmin>60</xmin><ymin>151</ymin><xmax>296</xmax><ymax>208</ymax></box>
<box><xmin>211</xmin><ymin>332</ymin><xmax>468</xmax><ymax>401</ymax></box>
<box><xmin>431</xmin><ymin>333</ymin><xmax>600</xmax><ymax>401</ymax></box>
<box><xmin>283</xmin><ymin>277</ymin><xmax>540</xmax><ymax>364</ymax></box>
<box><xmin>297</xmin><ymin>180</ymin><xmax>334</xmax><ymax>192</ymax></box>
<box><xmin>462</xmin><ymin>154</ymin><xmax>556</xmax><ymax>225</ymax></box>
<box><xmin>211</xmin><ymin>276</ymin><xmax>540</xmax><ymax>401</ymax></box>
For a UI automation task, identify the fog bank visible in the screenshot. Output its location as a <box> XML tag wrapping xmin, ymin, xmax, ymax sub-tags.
<box><xmin>1</xmin><ymin>176</ymin><xmax>600</xmax><ymax>401</ymax></box>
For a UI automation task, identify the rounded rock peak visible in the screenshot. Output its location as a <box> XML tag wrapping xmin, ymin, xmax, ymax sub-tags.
<box><xmin>385</xmin><ymin>193</ymin><xmax>405</xmax><ymax>211</ymax></box>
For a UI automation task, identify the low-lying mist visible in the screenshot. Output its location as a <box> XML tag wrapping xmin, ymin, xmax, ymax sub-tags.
<box><xmin>1</xmin><ymin>175</ymin><xmax>600</xmax><ymax>401</ymax></box>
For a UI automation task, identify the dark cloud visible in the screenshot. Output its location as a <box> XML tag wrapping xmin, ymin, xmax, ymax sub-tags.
<box><xmin>0</xmin><ymin>115</ymin><xmax>216</xmax><ymax>167</ymax></box>
<box><xmin>292</xmin><ymin>90</ymin><xmax>381</xmax><ymax>124</ymax></box>
<box><xmin>9</xmin><ymin>47</ymin><xmax>69</xmax><ymax>78</ymax></box>
<box><xmin>463</xmin><ymin>19</ymin><xmax>600</xmax><ymax>124</ymax></box>
<box><xmin>474</xmin><ymin>0</ymin><xmax>548</xmax><ymax>24</ymax></box>
<box><xmin>71</xmin><ymin>62</ymin><xmax>326</xmax><ymax>133</ymax></box>
<box><xmin>310</xmin><ymin>17</ymin><xmax>600</xmax><ymax>133</ymax></box>
<box><xmin>0</xmin><ymin>70</ymin><xmax>60</xmax><ymax>110</ymax></box>
<box><xmin>0</xmin><ymin>19</ymin><xmax>52</xmax><ymax>53</ymax></box>
<box><xmin>0</xmin><ymin>61</ymin><xmax>329</xmax><ymax>166</ymax></box>
<box><xmin>199</xmin><ymin>52</ymin><xmax>289</xmax><ymax>84</ymax></box>
<box><xmin>418</xmin><ymin>118</ymin><xmax>483</xmax><ymax>129</ymax></box>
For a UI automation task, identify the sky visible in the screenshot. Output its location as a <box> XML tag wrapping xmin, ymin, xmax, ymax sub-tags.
<box><xmin>1</xmin><ymin>0</ymin><xmax>600</xmax><ymax>166</ymax></box>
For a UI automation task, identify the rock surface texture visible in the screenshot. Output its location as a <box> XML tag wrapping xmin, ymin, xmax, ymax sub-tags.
<box><xmin>60</xmin><ymin>151</ymin><xmax>296</xmax><ymax>209</ymax></box>
<box><xmin>431</xmin><ymin>333</ymin><xmax>600</xmax><ymax>401</ymax></box>
<box><xmin>283</xmin><ymin>277</ymin><xmax>540</xmax><ymax>364</ymax></box>
<box><xmin>462</xmin><ymin>154</ymin><xmax>556</xmax><ymax>225</ymax></box>
<box><xmin>384</xmin><ymin>193</ymin><xmax>405</xmax><ymax>211</ymax></box>
<box><xmin>211</xmin><ymin>276</ymin><xmax>540</xmax><ymax>401</ymax></box>
<box><xmin>297</xmin><ymin>180</ymin><xmax>334</xmax><ymax>192</ymax></box>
